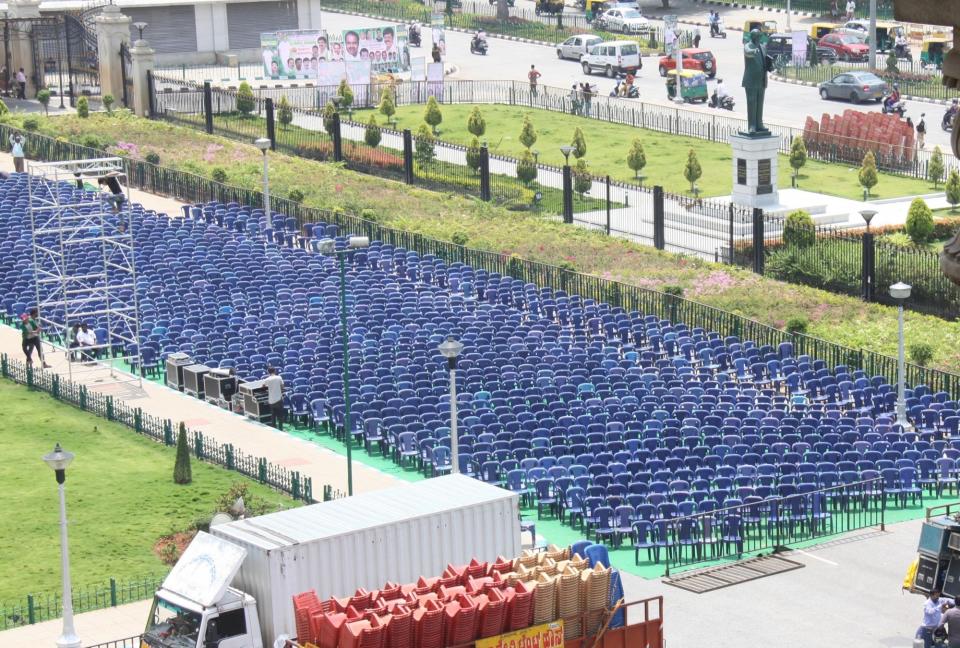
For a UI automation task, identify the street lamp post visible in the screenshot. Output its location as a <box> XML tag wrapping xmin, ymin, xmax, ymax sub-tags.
<box><xmin>254</xmin><ymin>138</ymin><xmax>272</xmax><ymax>231</ymax></box>
<box><xmin>890</xmin><ymin>282</ymin><xmax>912</xmax><ymax>429</ymax></box>
<box><xmin>319</xmin><ymin>236</ymin><xmax>370</xmax><ymax>496</ymax></box>
<box><xmin>860</xmin><ymin>209</ymin><xmax>877</xmax><ymax>301</ymax></box>
<box><xmin>43</xmin><ymin>443</ymin><xmax>80</xmax><ymax>648</ymax></box>
<box><xmin>560</xmin><ymin>145</ymin><xmax>575</xmax><ymax>225</ymax></box>
<box><xmin>437</xmin><ymin>336</ymin><xmax>464</xmax><ymax>474</ymax></box>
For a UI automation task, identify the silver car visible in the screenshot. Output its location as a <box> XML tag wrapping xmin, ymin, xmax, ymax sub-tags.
<box><xmin>557</xmin><ymin>34</ymin><xmax>603</xmax><ymax>60</ymax></box>
<box><xmin>818</xmin><ymin>71</ymin><xmax>888</xmax><ymax>103</ymax></box>
<box><xmin>596</xmin><ymin>8</ymin><xmax>651</xmax><ymax>34</ymax></box>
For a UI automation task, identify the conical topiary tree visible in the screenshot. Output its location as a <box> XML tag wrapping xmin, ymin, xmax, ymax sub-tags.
<box><xmin>946</xmin><ymin>169</ymin><xmax>960</xmax><ymax>213</ymax></box>
<box><xmin>173</xmin><ymin>422</ymin><xmax>192</xmax><ymax>484</ymax></box>
<box><xmin>336</xmin><ymin>79</ymin><xmax>354</xmax><ymax>109</ymax></box>
<box><xmin>321</xmin><ymin>101</ymin><xmax>338</xmax><ymax>134</ymax></box>
<box><xmin>467</xmin><ymin>106</ymin><xmax>486</xmax><ymax>138</ymax></box>
<box><xmin>519</xmin><ymin>115</ymin><xmax>537</xmax><ymax>150</ymax></box>
<box><xmin>365</xmin><ymin>114</ymin><xmax>381</xmax><ymax>148</ymax></box>
<box><xmin>236</xmin><ymin>81</ymin><xmax>255</xmax><ymax>115</ymax></box>
<box><xmin>424</xmin><ymin>96</ymin><xmax>443</xmax><ymax>135</ymax></box>
<box><xmin>378</xmin><ymin>87</ymin><xmax>396</xmax><ymax>122</ymax></box>
<box><xmin>929</xmin><ymin>145</ymin><xmax>945</xmax><ymax>189</ymax></box>
<box><xmin>277</xmin><ymin>95</ymin><xmax>293</xmax><ymax>130</ymax></box>
<box><xmin>466</xmin><ymin>136</ymin><xmax>482</xmax><ymax>173</ymax></box>
<box><xmin>573</xmin><ymin>158</ymin><xmax>591</xmax><ymax>197</ymax></box>
<box><xmin>626</xmin><ymin>138</ymin><xmax>646</xmax><ymax>182</ymax></box>
<box><xmin>571</xmin><ymin>127</ymin><xmax>587</xmax><ymax>159</ymax></box>
<box><xmin>789</xmin><ymin>136</ymin><xmax>807</xmax><ymax>185</ymax></box>
<box><xmin>859</xmin><ymin>150</ymin><xmax>878</xmax><ymax>197</ymax></box>
<box><xmin>516</xmin><ymin>149</ymin><xmax>537</xmax><ymax>185</ymax></box>
<box><xmin>684</xmin><ymin>148</ymin><xmax>702</xmax><ymax>194</ymax></box>
<box><xmin>414</xmin><ymin>123</ymin><xmax>435</xmax><ymax>166</ymax></box>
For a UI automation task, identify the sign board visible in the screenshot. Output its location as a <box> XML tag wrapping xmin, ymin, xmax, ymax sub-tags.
<box><xmin>475</xmin><ymin>621</ymin><xmax>564</xmax><ymax>648</ymax></box>
<box><xmin>791</xmin><ymin>30</ymin><xmax>808</xmax><ymax>64</ymax></box>
<box><xmin>341</xmin><ymin>24</ymin><xmax>410</xmax><ymax>73</ymax></box>
<box><xmin>431</xmin><ymin>14</ymin><xmax>446</xmax><ymax>61</ymax></box>
<box><xmin>663</xmin><ymin>15</ymin><xmax>678</xmax><ymax>55</ymax></box>
<box><xmin>261</xmin><ymin>30</ymin><xmax>326</xmax><ymax>80</ymax></box>
<box><xmin>261</xmin><ymin>25</ymin><xmax>410</xmax><ymax>78</ymax></box>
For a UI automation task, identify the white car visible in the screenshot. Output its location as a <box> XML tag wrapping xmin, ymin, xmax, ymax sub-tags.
<box><xmin>595</xmin><ymin>8</ymin><xmax>650</xmax><ymax>34</ymax></box>
<box><xmin>580</xmin><ymin>40</ymin><xmax>642</xmax><ymax>77</ymax></box>
<box><xmin>557</xmin><ymin>34</ymin><xmax>604</xmax><ymax>60</ymax></box>
<box><xmin>835</xmin><ymin>20</ymin><xmax>869</xmax><ymax>41</ymax></box>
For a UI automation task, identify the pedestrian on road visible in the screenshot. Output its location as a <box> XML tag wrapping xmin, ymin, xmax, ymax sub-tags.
<box><xmin>15</xmin><ymin>68</ymin><xmax>25</xmax><ymax>99</ymax></box>
<box><xmin>570</xmin><ymin>84</ymin><xmax>581</xmax><ymax>115</ymax></box>
<box><xmin>9</xmin><ymin>133</ymin><xmax>25</xmax><ymax>173</ymax></box>
<box><xmin>845</xmin><ymin>0</ymin><xmax>855</xmax><ymax>20</ymax></box>
<box><xmin>21</xmin><ymin>308</ymin><xmax>50</xmax><ymax>368</ymax></box>
<box><xmin>528</xmin><ymin>64</ymin><xmax>541</xmax><ymax>97</ymax></box>
<box><xmin>938</xmin><ymin>597</ymin><xmax>960</xmax><ymax>648</ymax></box>
<box><xmin>918</xmin><ymin>590</ymin><xmax>952</xmax><ymax>648</ymax></box>
<box><xmin>263</xmin><ymin>366</ymin><xmax>285</xmax><ymax>430</ymax></box>
<box><xmin>431</xmin><ymin>43</ymin><xmax>441</xmax><ymax>63</ymax></box>
<box><xmin>580</xmin><ymin>82</ymin><xmax>593</xmax><ymax>116</ymax></box>
<box><xmin>917</xmin><ymin>113</ymin><xmax>927</xmax><ymax>149</ymax></box>
<box><xmin>693</xmin><ymin>28</ymin><xmax>701</xmax><ymax>49</ymax></box>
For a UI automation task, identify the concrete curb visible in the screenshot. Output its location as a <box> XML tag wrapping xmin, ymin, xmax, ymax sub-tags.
<box><xmin>691</xmin><ymin>0</ymin><xmax>819</xmax><ymax>18</ymax></box>
<box><xmin>769</xmin><ymin>71</ymin><xmax>955</xmax><ymax>106</ymax></box>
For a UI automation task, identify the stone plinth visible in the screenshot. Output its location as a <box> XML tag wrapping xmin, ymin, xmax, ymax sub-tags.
<box><xmin>130</xmin><ymin>40</ymin><xmax>155</xmax><ymax>117</ymax></box>
<box><xmin>730</xmin><ymin>133</ymin><xmax>780</xmax><ymax>209</ymax></box>
<box><xmin>96</xmin><ymin>4</ymin><xmax>132</xmax><ymax>105</ymax></box>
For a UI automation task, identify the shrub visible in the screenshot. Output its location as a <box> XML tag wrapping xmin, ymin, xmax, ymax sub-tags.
<box><xmin>451</xmin><ymin>231</ymin><xmax>469</xmax><ymax>246</ymax></box>
<box><xmin>236</xmin><ymin>82</ymin><xmax>255</xmax><ymax>115</ymax></box>
<box><xmin>364</xmin><ymin>114</ymin><xmax>382</xmax><ymax>148</ymax></box>
<box><xmin>661</xmin><ymin>285</ymin><xmax>684</xmax><ymax>297</ymax></box>
<box><xmin>277</xmin><ymin>95</ymin><xmax>293</xmax><ymax>130</ymax></box>
<box><xmin>929</xmin><ymin>146</ymin><xmax>945</xmax><ymax>188</ymax></box>
<box><xmin>289</xmin><ymin>188</ymin><xmax>305</xmax><ymax>203</ymax></box>
<box><xmin>102</xmin><ymin>94</ymin><xmax>115</xmax><ymax>115</ymax></box>
<box><xmin>214</xmin><ymin>481</ymin><xmax>279</xmax><ymax>518</ymax></box>
<box><xmin>37</xmin><ymin>89</ymin><xmax>50</xmax><ymax>115</ymax></box>
<box><xmin>76</xmin><ymin>96</ymin><xmax>89</xmax><ymax>118</ymax></box>
<box><xmin>558</xmin><ymin>261</ymin><xmax>577</xmax><ymax>272</ymax></box>
<box><xmin>858</xmin><ymin>150</ymin><xmax>878</xmax><ymax>195</ymax></box>
<box><xmin>467</xmin><ymin>106</ymin><xmax>486</xmax><ymax>137</ymax></box>
<box><xmin>414</xmin><ymin>123</ymin><xmax>435</xmax><ymax>166</ymax></box>
<box><xmin>295</xmin><ymin>141</ymin><xmax>404</xmax><ymax>170</ymax></box>
<box><xmin>947</xmin><ymin>169</ymin><xmax>960</xmax><ymax>213</ymax></box>
<box><xmin>783</xmin><ymin>210</ymin><xmax>815</xmax><ymax>248</ymax></box>
<box><xmin>466</xmin><ymin>136</ymin><xmax>482</xmax><ymax>173</ymax></box>
<box><xmin>516</xmin><ymin>149</ymin><xmax>537</xmax><ymax>185</ymax></box>
<box><xmin>905</xmin><ymin>197</ymin><xmax>934</xmax><ymax>243</ymax></box>
<box><xmin>211</xmin><ymin>167</ymin><xmax>228</xmax><ymax>183</ymax></box>
<box><xmin>378</xmin><ymin>87</ymin><xmax>396</xmax><ymax>120</ymax></box>
<box><xmin>789</xmin><ymin>136</ymin><xmax>807</xmax><ymax>183</ymax></box>
<box><xmin>785</xmin><ymin>316</ymin><xmax>809</xmax><ymax>334</ymax></box>
<box><xmin>321</xmin><ymin>101</ymin><xmax>338</xmax><ymax>134</ymax></box>
<box><xmin>909</xmin><ymin>342</ymin><xmax>934</xmax><ymax>367</ymax></box>
<box><xmin>336</xmin><ymin>79</ymin><xmax>354</xmax><ymax>108</ymax></box>
<box><xmin>23</xmin><ymin>117</ymin><xmax>39</xmax><ymax>131</ymax></box>
<box><xmin>173</xmin><ymin>422</ymin><xmax>192</xmax><ymax>484</ymax></box>
<box><xmin>683</xmin><ymin>149</ymin><xmax>702</xmax><ymax>194</ymax></box>
<box><xmin>571</xmin><ymin>126</ymin><xmax>587</xmax><ymax>159</ymax></box>
<box><xmin>424</xmin><ymin>96</ymin><xmax>442</xmax><ymax>134</ymax></box>
<box><xmin>519</xmin><ymin>115</ymin><xmax>537</xmax><ymax>149</ymax></box>
<box><xmin>627</xmin><ymin>138</ymin><xmax>646</xmax><ymax>182</ymax></box>
<box><xmin>145</xmin><ymin>151</ymin><xmax>160</xmax><ymax>165</ymax></box>
<box><xmin>0</xmin><ymin>99</ymin><xmax>8</xmax><ymax>116</ymax></box>
<box><xmin>881</xmin><ymin>231</ymin><xmax>913</xmax><ymax>247</ymax></box>
<box><xmin>885</xmin><ymin>49</ymin><xmax>898</xmax><ymax>73</ymax></box>
<box><xmin>573</xmin><ymin>158</ymin><xmax>591</xmax><ymax>196</ymax></box>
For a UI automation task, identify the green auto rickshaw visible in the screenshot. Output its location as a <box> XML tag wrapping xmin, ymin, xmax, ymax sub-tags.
<box><xmin>920</xmin><ymin>36</ymin><xmax>951</xmax><ymax>68</ymax></box>
<box><xmin>666</xmin><ymin>69</ymin><xmax>708</xmax><ymax>103</ymax></box>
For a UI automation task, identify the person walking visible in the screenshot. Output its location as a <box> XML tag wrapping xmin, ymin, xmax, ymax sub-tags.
<box><xmin>263</xmin><ymin>366</ymin><xmax>285</xmax><ymax>430</ymax></box>
<box><xmin>918</xmin><ymin>590</ymin><xmax>952</xmax><ymax>648</ymax></box>
<box><xmin>693</xmin><ymin>28</ymin><xmax>701</xmax><ymax>49</ymax></box>
<box><xmin>21</xmin><ymin>308</ymin><xmax>51</xmax><ymax>368</ymax></box>
<box><xmin>916</xmin><ymin>113</ymin><xmax>927</xmax><ymax>149</ymax></box>
<box><xmin>581</xmin><ymin>82</ymin><xmax>593</xmax><ymax>117</ymax></box>
<box><xmin>569</xmin><ymin>84</ymin><xmax>581</xmax><ymax>115</ymax></box>
<box><xmin>15</xmin><ymin>68</ymin><xmax>25</xmax><ymax>100</ymax></box>
<box><xmin>528</xmin><ymin>64</ymin><xmax>541</xmax><ymax>97</ymax></box>
<box><xmin>938</xmin><ymin>597</ymin><xmax>960</xmax><ymax>648</ymax></box>
<box><xmin>845</xmin><ymin>0</ymin><xmax>855</xmax><ymax>20</ymax></box>
<box><xmin>431</xmin><ymin>43</ymin><xmax>441</xmax><ymax>63</ymax></box>
<box><xmin>9</xmin><ymin>132</ymin><xmax>25</xmax><ymax>173</ymax></box>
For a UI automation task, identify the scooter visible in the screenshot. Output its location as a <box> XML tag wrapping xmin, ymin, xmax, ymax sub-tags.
<box><xmin>881</xmin><ymin>95</ymin><xmax>906</xmax><ymax>117</ymax></box>
<box><xmin>611</xmin><ymin>76</ymin><xmax>639</xmax><ymax>99</ymax></box>
<box><xmin>944</xmin><ymin>108</ymin><xmax>958</xmax><ymax>132</ymax></box>
<box><xmin>709</xmin><ymin>91</ymin><xmax>734</xmax><ymax>110</ymax></box>
<box><xmin>408</xmin><ymin>24</ymin><xmax>421</xmax><ymax>47</ymax></box>
<box><xmin>709</xmin><ymin>19</ymin><xmax>727</xmax><ymax>39</ymax></box>
<box><xmin>470</xmin><ymin>37</ymin><xmax>488</xmax><ymax>55</ymax></box>
<box><xmin>894</xmin><ymin>43</ymin><xmax>913</xmax><ymax>63</ymax></box>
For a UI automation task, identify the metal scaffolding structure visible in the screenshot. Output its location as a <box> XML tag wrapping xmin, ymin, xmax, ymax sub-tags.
<box><xmin>28</xmin><ymin>157</ymin><xmax>142</xmax><ymax>385</ymax></box>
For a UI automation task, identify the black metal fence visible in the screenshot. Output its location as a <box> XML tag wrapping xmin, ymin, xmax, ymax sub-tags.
<box><xmin>663</xmin><ymin>477</ymin><xmax>887</xmax><ymax>575</ymax></box>
<box><xmin>7</xmin><ymin>122</ymin><xmax>960</xmax><ymax>397</ymax></box>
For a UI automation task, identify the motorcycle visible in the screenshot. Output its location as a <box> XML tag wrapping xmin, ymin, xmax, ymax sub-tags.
<box><xmin>709</xmin><ymin>91</ymin><xmax>734</xmax><ymax>110</ymax></box>
<box><xmin>709</xmin><ymin>19</ymin><xmax>727</xmax><ymax>38</ymax></box>
<box><xmin>944</xmin><ymin>108</ymin><xmax>958</xmax><ymax>132</ymax></box>
<box><xmin>408</xmin><ymin>24</ymin><xmax>421</xmax><ymax>47</ymax></box>
<box><xmin>881</xmin><ymin>95</ymin><xmax>906</xmax><ymax>117</ymax></box>
<box><xmin>894</xmin><ymin>43</ymin><xmax>913</xmax><ymax>63</ymax></box>
<box><xmin>470</xmin><ymin>37</ymin><xmax>488</xmax><ymax>55</ymax></box>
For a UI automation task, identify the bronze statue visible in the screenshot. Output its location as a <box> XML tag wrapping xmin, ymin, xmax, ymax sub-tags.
<box><xmin>741</xmin><ymin>29</ymin><xmax>771</xmax><ymax>137</ymax></box>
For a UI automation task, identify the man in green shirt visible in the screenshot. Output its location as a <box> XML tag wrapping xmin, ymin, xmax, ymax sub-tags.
<box><xmin>21</xmin><ymin>308</ymin><xmax>50</xmax><ymax>368</ymax></box>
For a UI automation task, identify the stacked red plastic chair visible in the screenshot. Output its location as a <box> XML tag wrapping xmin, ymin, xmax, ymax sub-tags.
<box><xmin>506</xmin><ymin>580</ymin><xmax>534</xmax><ymax>631</ymax></box>
<box><xmin>413</xmin><ymin>598</ymin><xmax>444</xmax><ymax>648</ymax></box>
<box><xmin>340</xmin><ymin>614</ymin><xmax>387</xmax><ymax>648</ymax></box>
<box><xmin>476</xmin><ymin>587</ymin><xmax>507</xmax><ymax>638</ymax></box>
<box><xmin>442</xmin><ymin>593</ymin><xmax>478</xmax><ymax>647</ymax></box>
<box><xmin>294</xmin><ymin>590</ymin><xmax>323</xmax><ymax>644</ymax></box>
<box><xmin>385</xmin><ymin>604</ymin><xmax>414</xmax><ymax>648</ymax></box>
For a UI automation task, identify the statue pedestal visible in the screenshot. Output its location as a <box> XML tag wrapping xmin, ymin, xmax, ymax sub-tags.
<box><xmin>730</xmin><ymin>133</ymin><xmax>780</xmax><ymax>209</ymax></box>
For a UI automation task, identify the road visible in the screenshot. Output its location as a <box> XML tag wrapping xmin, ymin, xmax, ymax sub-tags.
<box><xmin>320</xmin><ymin>5</ymin><xmax>956</xmax><ymax>151</ymax></box>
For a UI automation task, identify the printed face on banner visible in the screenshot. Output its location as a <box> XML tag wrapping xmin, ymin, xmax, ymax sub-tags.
<box><xmin>340</xmin><ymin>24</ymin><xmax>410</xmax><ymax>73</ymax></box>
<box><xmin>262</xmin><ymin>30</ymin><xmax>326</xmax><ymax>79</ymax></box>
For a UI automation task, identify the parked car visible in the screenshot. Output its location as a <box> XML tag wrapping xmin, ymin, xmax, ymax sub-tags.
<box><xmin>557</xmin><ymin>34</ymin><xmax>604</xmax><ymax>60</ymax></box>
<box><xmin>817</xmin><ymin>33</ymin><xmax>870</xmax><ymax>61</ymax></box>
<box><xmin>765</xmin><ymin>33</ymin><xmax>838</xmax><ymax>64</ymax></box>
<box><xmin>594</xmin><ymin>7</ymin><xmax>650</xmax><ymax>34</ymax></box>
<box><xmin>581</xmin><ymin>40</ymin><xmax>642</xmax><ymax>77</ymax></box>
<box><xmin>818</xmin><ymin>70</ymin><xmax>887</xmax><ymax>103</ymax></box>
<box><xmin>658</xmin><ymin>48</ymin><xmax>717</xmax><ymax>78</ymax></box>
<box><xmin>835</xmin><ymin>20</ymin><xmax>870</xmax><ymax>41</ymax></box>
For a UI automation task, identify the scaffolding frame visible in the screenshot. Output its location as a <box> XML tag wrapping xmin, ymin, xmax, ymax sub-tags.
<box><xmin>28</xmin><ymin>157</ymin><xmax>142</xmax><ymax>386</ymax></box>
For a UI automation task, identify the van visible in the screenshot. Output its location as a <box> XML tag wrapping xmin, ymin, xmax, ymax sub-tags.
<box><xmin>581</xmin><ymin>40</ymin><xmax>642</xmax><ymax>77</ymax></box>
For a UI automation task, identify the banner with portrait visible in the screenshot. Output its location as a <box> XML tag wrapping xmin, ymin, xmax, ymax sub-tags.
<box><xmin>338</xmin><ymin>24</ymin><xmax>410</xmax><ymax>73</ymax></box>
<box><xmin>261</xmin><ymin>30</ymin><xmax>326</xmax><ymax>80</ymax></box>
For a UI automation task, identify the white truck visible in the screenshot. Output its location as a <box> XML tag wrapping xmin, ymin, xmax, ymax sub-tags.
<box><xmin>140</xmin><ymin>475</ymin><xmax>520</xmax><ymax>648</ymax></box>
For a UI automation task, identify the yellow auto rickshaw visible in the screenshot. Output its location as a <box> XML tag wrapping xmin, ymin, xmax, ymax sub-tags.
<box><xmin>743</xmin><ymin>19</ymin><xmax>778</xmax><ymax>43</ymax></box>
<box><xmin>920</xmin><ymin>36</ymin><xmax>951</xmax><ymax>68</ymax></box>
<box><xmin>873</xmin><ymin>22</ymin><xmax>904</xmax><ymax>52</ymax></box>
<box><xmin>809</xmin><ymin>22</ymin><xmax>838</xmax><ymax>40</ymax></box>
<box><xmin>583</xmin><ymin>0</ymin><xmax>611</xmax><ymax>21</ymax></box>
<box><xmin>665</xmin><ymin>69</ymin><xmax>708</xmax><ymax>103</ymax></box>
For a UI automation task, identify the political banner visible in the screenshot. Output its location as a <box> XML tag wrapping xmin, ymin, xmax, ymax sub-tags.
<box><xmin>475</xmin><ymin>622</ymin><xmax>564</xmax><ymax>648</ymax></box>
<box><xmin>316</xmin><ymin>60</ymin><xmax>346</xmax><ymax>87</ymax></box>
<box><xmin>338</xmin><ymin>24</ymin><xmax>410</xmax><ymax>73</ymax></box>
<box><xmin>261</xmin><ymin>30</ymin><xmax>326</xmax><ymax>79</ymax></box>
<box><xmin>791</xmin><ymin>30</ymin><xmax>808</xmax><ymax>64</ymax></box>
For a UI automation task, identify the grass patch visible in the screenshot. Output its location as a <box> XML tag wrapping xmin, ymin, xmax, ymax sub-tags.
<box><xmin>0</xmin><ymin>378</ymin><xmax>296</xmax><ymax>601</ymax></box>
<box><xmin>352</xmin><ymin>103</ymin><xmax>935</xmax><ymax>199</ymax></box>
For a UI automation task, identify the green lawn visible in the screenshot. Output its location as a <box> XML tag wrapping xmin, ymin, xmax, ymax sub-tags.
<box><xmin>0</xmin><ymin>378</ymin><xmax>296</xmax><ymax>602</ymax></box>
<box><xmin>353</xmin><ymin>103</ymin><xmax>935</xmax><ymax>199</ymax></box>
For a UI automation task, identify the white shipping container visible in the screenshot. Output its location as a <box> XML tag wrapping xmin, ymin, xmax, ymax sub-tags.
<box><xmin>210</xmin><ymin>475</ymin><xmax>521</xmax><ymax>644</ymax></box>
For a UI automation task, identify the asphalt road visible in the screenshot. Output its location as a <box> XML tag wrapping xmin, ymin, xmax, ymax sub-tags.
<box><xmin>321</xmin><ymin>8</ymin><xmax>955</xmax><ymax>151</ymax></box>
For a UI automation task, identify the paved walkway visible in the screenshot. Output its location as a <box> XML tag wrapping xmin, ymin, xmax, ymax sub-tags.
<box><xmin>1</xmin><ymin>599</ymin><xmax>151</xmax><ymax>648</ymax></box>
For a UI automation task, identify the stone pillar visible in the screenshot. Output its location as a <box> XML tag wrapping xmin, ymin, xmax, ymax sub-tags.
<box><xmin>129</xmin><ymin>40</ymin><xmax>155</xmax><ymax>117</ymax></box>
<box><xmin>95</xmin><ymin>4</ymin><xmax>131</xmax><ymax>106</ymax></box>
<box><xmin>730</xmin><ymin>134</ymin><xmax>780</xmax><ymax>209</ymax></box>
<box><xmin>7</xmin><ymin>0</ymin><xmax>41</xmax><ymax>98</ymax></box>
<box><xmin>297</xmin><ymin>0</ymin><xmax>324</xmax><ymax>30</ymax></box>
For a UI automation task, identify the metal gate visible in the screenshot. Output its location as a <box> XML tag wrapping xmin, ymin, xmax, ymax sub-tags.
<box><xmin>21</xmin><ymin>12</ymin><xmax>99</xmax><ymax>107</ymax></box>
<box><xmin>120</xmin><ymin>41</ymin><xmax>132</xmax><ymax>108</ymax></box>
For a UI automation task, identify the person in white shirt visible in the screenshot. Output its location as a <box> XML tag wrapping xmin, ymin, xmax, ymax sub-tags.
<box><xmin>715</xmin><ymin>78</ymin><xmax>729</xmax><ymax>99</ymax></box>
<box><xmin>845</xmin><ymin>0</ymin><xmax>855</xmax><ymax>20</ymax></box>
<box><xmin>263</xmin><ymin>366</ymin><xmax>285</xmax><ymax>430</ymax></box>
<box><xmin>15</xmin><ymin>68</ymin><xmax>25</xmax><ymax>99</ymax></box>
<box><xmin>76</xmin><ymin>322</ymin><xmax>97</xmax><ymax>362</ymax></box>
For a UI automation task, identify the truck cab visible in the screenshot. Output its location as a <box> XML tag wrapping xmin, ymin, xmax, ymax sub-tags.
<box><xmin>142</xmin><ymin>533</ymin><xmax>264</xmax><ymax>648</ymax></box>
